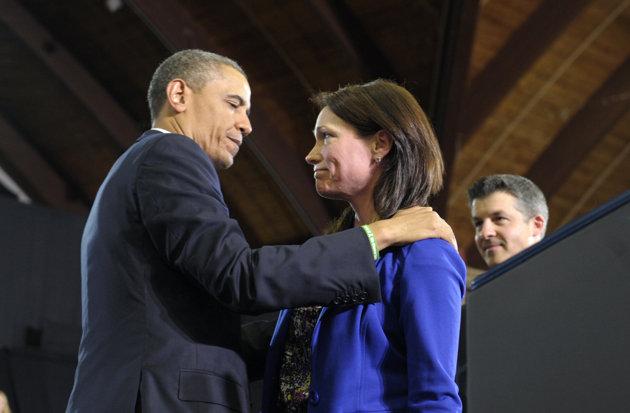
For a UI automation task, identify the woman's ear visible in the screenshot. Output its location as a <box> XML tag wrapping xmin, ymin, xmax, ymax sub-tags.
<box><xmin>373</xmin><ymin>130</ymin><xmax>393</xmax><ymax>159</ymax></box>
<box><xmin>165</xmin><ymin>79</ymin><xmax>188</xmax><ymax>113</ymax></box>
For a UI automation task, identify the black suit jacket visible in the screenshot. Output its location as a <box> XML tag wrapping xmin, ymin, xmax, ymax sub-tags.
<box><xmin>66</xmin><ymin>131</ymin><xmax>380</xmax><ymax>412</ymax></box>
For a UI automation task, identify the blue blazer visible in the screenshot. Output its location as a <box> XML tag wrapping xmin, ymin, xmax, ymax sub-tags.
<box><xmin>262</xmin><ymin>239</ymin><xmax>466</xmax><ymax>412</ymax></box>
<box><xmin>66</xmin><ymin>131</ymin><xmax>381</xmax><ymax>412</ymax></box>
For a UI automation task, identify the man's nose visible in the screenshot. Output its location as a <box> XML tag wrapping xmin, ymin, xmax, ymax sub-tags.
<box><xmin>479</xmin><ymin>221</ymin><xmax>496</xmax><ymax>238</ymax></box>
<box><xmin>238</xmin><ymin>113</ymin><xmax>252</xmax><ymax>136</ymax></box>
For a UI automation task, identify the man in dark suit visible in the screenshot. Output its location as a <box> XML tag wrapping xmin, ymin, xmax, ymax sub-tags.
<box><xmin>66</xmin><ymin>50</ymin><xmax>454</xmax><ymax>412</ymax></box>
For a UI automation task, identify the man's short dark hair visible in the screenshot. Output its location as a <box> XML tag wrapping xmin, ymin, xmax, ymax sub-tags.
<box><xmin>147</xmin><ymin>49</ymin><xmax>245</xmax><ymax>122</ymax></box>
<box><xmin>467</xmin><ymin>174</ymin><xmax>549</xmax><ymax>234</ymax></box>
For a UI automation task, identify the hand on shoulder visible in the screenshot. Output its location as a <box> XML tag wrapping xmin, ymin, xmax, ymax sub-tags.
<box><xmin>368</xmin><ymin>206</ymin><xmax>458</xmax><ymax>251</ymax></box>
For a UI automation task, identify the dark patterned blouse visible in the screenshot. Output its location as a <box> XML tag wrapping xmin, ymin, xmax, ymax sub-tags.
<box><xmin>276</xmin><ymin>305</ymin><xmax>322</xmax><ymax>412</ymax></box>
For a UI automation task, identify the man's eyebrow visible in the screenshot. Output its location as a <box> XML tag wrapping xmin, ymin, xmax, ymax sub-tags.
<box><xmin>489</xmin><ymin>210</ymin><xmax>507</xmax><ymax>216</ymax></box>
<box><xmin>227</xmin><ymin>94</ymin><xmax>251</xmax><ymax>115</ymax></box>
<box><xmin>471</xmin><ymin>211</ymin><xmax>505</xmax><ymax>223</ymax></box>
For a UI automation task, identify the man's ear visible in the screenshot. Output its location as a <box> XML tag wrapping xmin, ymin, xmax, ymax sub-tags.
<box><xmin>530</xmin><ymin>215</ymin><xmax>545</xmax><ymax>240</ymax></box>
<box><xmin>372</xmin><ymin>130</ymin><xmax>393</xmax><ymax>159</ymax></box>
<box><xmin>165</xmin><ymin>79</ymin><xmax>188</xmax><ymax>113</ymax></box>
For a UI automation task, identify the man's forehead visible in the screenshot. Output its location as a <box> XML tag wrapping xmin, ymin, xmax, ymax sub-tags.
<box><xmin>472</xmin><ymin>191</ymin><xmax>521</xmax><ymax>216</ymax></box>
<box><xmin>210</xmin><ymin>66</ymin><xmax>251</xmax><ymax>99</ymax></box>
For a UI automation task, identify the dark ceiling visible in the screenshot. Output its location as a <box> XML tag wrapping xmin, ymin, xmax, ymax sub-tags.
<box><xmin>0</xmin><ymin>0</ymin><xmax>628</xmax><ymax>273</ymax></box>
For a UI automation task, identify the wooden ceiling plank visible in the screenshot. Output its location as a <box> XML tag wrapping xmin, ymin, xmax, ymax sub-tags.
<box><xmin>126</xmin><ymin>0</ymin><xmax>332</xmax><ymax>233</ymax></box>
<box><xmin>0</xmin><ymin>0</ymin><xmax>140</xmax><ymax>150</ymax></box>
<box><xmin>459</xmin><ymin>0</ymin><xmax>590</xmax><ymax>144</ymax></box>
<box><xmin>0</xmin><ymin>113</ymin><xmax>87</xmax><ymax>213</ymax></box>
<box><xmin>560</xmin><ymin>123</ymin><xmax>630</xmax><ymax>226</ymax></box>
<box><xmin>526</xmin><ymin>58</ymin><xmax>630</xmax><ymax>200</ymax></box>
<box><xmin>430</xmin><ymin>0</ymin><xmax>480</xmax><ymax>216</ymax></box>
<box><xmin>450</xmin><ymin>0</ymin><xmax>627</xmax><ymax>210</ymax></box>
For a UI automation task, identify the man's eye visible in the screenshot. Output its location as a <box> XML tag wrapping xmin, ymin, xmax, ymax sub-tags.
<box><xmin>228</xmin><ymin>101</ymin><xmax>238</xmax><ymax>108</ymax></box>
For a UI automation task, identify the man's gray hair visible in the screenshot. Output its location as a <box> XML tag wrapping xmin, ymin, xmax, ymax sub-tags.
<box><xmin>467</xmin><ymin>174</ymin><xmax>549</xmax><ymax>234</ymax></box>
<box><xmin>147</xmin><ymin>49</ymin><xmax>245</xmax><ymax>122</ymax></box>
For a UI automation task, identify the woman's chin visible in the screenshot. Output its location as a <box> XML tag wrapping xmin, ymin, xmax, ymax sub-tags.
<box><xmin>315</xmin><ymin>185</ymin><xmax>344</xmax><ymax>201</ymax></box>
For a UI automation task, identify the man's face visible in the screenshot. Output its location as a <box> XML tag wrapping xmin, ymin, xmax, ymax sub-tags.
<box><xmin>471</xmin><ymin>191</ymin><xmax>544</xmax><ymax>268</ymax></box>
<box><xmin>184</xmin><ymin>65</ymin><xmax>252</xmax><ymax>169</ymax></box>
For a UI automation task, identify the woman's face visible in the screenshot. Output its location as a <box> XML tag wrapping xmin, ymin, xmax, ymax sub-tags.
<box><xmin>306</xmin><ymin>106</ymin><xmax>377</xmax><ymax>201</ymax></box>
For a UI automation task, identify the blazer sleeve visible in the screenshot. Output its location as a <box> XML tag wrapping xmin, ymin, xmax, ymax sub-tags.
<box><xmin>134</xmin><ymin>134</ymin><xmax>380</xmax><ymax>313</ymax></box>
<box><xmin>398</xmin><ymin>239</ymin><xmax>466</xmax><ymax>412</ymax></box>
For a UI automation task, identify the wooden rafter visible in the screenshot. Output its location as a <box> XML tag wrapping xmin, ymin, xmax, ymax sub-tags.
<box><xmin>0</xmin><ymin>0</ymin><xmax>140</xmax><ymax>150</ymax></box>
<box><xmin>0</xmin><ymin>113</ymin><xmax>87</xmax><ymax>213</ymax></box>
<box><xmin>232</xmin><ymin>0</ymin><xmax>316</xmax><ymax>95</ymax></box>
<box><xmin>527</xmin><ymin>58</ymin><xmax>630</xmax><ymax>203</ymax></box>
<box><xmin>458</xmin><ymin>0</ymin><xmax>589</xmax><ymax>146</ymax></box>
<box><xmin>307</xmin><ymin>0</ymin><xmax>398</xmax><ymax>80</ymax></box>
<box><xmin>430</xmin><ymin>0</ymin><xmax>480</xmax><ymax>216</ymax></box>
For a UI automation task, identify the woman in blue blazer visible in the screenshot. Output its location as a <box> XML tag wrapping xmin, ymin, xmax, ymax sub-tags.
<box><xmin>261</xmin><ymin>79</ymin><xmax>466</xmax><ymax>412</ymax></box>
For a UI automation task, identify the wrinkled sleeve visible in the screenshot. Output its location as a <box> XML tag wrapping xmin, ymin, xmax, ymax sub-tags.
<box><xmin>134</xmin><ymin>134</ymin><xmax>381</xmax><ymax>313</ymax></box>
<box><xmin>399</xmin><ymin>239</ymin><xmax>466</xmax><ymax>412</ymax></box>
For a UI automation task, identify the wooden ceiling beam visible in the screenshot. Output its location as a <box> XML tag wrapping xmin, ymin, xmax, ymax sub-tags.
<box><xmin>307</xmin><ymin>0</ymin><xmax>399</xmax><ymax>80</ymax></box>
<box><xmin>232</xmin><ymin>0</ymin><xmax>315</xmax><ymax>95</ymax></box>
<box><xmin>0</xmin><ymin>113</ymin><xmax>87</xmax><ymax>213</ymax></box>
<box><xmin>126</xmin><ymin>0</ymin><xmax>332</xmax><ymax>234</ymax></box>
<box><xmin>526</xmin><ymin>58</ymin><xmax>630</xmax><ymax>204</ymax></box>
<box><xmin>430</xmin><ymin>0</ymin><xmax>479</xmax><ymax>216</ymax></box>
<box><xmin>0</xmin><ymin>0</ymin><xmax>140</xmax><ymax>150</ymax></box>
<box><xmin>459</xmin><ymin>0</ymin><xmax>590</xmax><ymax>145</ymax></box>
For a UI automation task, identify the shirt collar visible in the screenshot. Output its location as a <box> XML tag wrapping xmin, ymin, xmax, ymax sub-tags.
<box><xmin>150</xmin><ymin>127</ymin><xmax>170</xmax><ymax>134</ymax></box>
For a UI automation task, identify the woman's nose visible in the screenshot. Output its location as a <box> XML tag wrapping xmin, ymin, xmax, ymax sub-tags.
<box><xmin>305</xmin><ymin>144</ymin><xmax>322</xmax><ymax>165</ymax></box>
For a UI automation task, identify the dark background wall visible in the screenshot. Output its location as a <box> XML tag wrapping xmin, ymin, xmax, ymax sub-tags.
<box><xmin>0</xmin><ymin>195</ymin><xmax>85</xmax><ymax>412</ymax></box>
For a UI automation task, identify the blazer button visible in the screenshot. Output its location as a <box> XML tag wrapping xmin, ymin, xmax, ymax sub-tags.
<box><xmin>308</xmin><ymin>389</ymin><xmax>320</xmax><ymax>405</ymax></box>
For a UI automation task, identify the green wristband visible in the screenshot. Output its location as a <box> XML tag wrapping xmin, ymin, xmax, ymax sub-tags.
<box><xmin>361</xmin><ymin>225</ymin><xmax>380</xmax><ymax>260</ymax></box>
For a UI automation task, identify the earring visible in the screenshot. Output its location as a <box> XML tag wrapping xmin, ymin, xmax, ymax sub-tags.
<box><xmin>374</xmin><ymin>156</ymin><xmax>382</xmax><ymax>164</ymax></box>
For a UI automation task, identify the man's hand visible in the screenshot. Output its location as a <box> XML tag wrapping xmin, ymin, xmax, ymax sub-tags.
<box><xmin>368</xmin><ymin>206</ymin><xmax>458</xmax><ymax>251</ymax></box>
